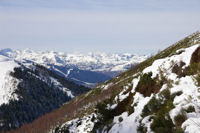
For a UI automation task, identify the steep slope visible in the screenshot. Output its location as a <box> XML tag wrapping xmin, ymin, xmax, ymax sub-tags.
<box><xmin>0</xmin><ymin>55</ymin><xmax>19</xmax><ymax>105</ymax></box>
<box><xmin>0</xmin><ymin>50</ymin><xmax>148</xmax><ymax>87</ymax></box>
<box><xmin>7</xmin><ymin>31</ymin><xmax>200</xmax><ymax>133</ymax></box>
<box><xmin>51</xmin><ymin>31</ymin><xmax>200</xmax><ymax>133</ymax></box>
<box><xmin>0</xmin><ymin>56</ymin><xmax>90</xmax><ymax>132</ymax></box>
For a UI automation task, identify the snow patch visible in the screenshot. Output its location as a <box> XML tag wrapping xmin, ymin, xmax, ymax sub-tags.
<box><xmin>0</xmin><ymin>55</ymin><xmax>19</xmax><ymax>105</ymax></box>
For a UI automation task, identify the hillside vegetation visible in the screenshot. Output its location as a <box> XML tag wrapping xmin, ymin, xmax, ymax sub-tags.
<box><xmin>7</xmin><ymin>31</ymin><xmax>200</xmax><ymax>133</ymax></box>
<box><xmin>0</xmin><ymin>63</ymin><xmax>89</xmax><ymax>132</ymax></box>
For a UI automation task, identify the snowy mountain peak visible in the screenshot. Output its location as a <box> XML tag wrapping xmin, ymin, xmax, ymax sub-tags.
<box><xmin>0</xmin><ymin>49</ymin><xmax>148</xmax><ymax>72</ymax></box>
<box><xmin>0</xmin><ymin>49</ymin><xmax>148</xmax><ymax>87</ymax></box>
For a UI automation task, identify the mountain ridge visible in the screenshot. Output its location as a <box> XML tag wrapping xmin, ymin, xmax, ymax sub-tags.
<box><xmin>0</xmin><ymin>55</ymin><xmax>90</xmax><ymax>132</ymax></box>
<box><xmin>0</xmin><ymin>49</ymin><xmax>148</xmax><ymax>87</ymax></box>
<box><xmin>7</xmin><ymin>30</ymin><xmax>200</xmax><ymax>133</ymax></box>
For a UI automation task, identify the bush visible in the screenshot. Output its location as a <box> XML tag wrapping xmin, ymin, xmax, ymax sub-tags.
<box><xmin>142</xmin><ymin>96</ymin><xmax>160</xmax><ymax>117</ymax></box>
<box><xmin>185</xmin><ymin>63</ymin><xmax>200</xmax><ymax>76</ymax></box>
<box><xmin>195</xmin><ymin>74</ymin><xmax>200</xmax><ymax>86</ymax></box>
<box><xmin>137</xmin><ymin>123</ymin><xmax>147</xmax><ymax>133</ymax></box>
<box><xmin>175</xmin><ymin>127</ymin><xmax>184</xmax><ymax>133</ymax></box>
<box><xmin>174</xmin><ymin>112</ymin><xmax>187</xmax><ymax>126</ymax></box>
<box><xmin>150</xmin><ymin>113</ymin><xmax>174</xmax><ymax>133</ymax></box>
<box><xmin>185</xmin><ymin>106</ymin><xmax>195</xmax><ymax>113</ymax></box>
<box><xmin>159</xmin><ymin>89</ymin><xmax>171</xmax><ymax>100</ymax></box>
<box><xmin>142</xmin><ymin>89</ymin><xmax>176</xmax><ymax>117</ymax></box>
<box><xmin>96</xmin><ymin>100</ymin><xmax>114</xmax><ymax>122</ymax></box>
<box><xmin>136</xmin><ymin>72</ymin><xmax>162</xmax><ymax>97</ymax></box>
<box><xmin>118</xmin><ymin>117</ymin><xmax>123</xmax><ymax>122</ymax></box>
<box><xmin>114</xmin><ymin>93</ymin><xmax>134</xmax><ymax>116</ymax></box>
<box><xmin>94</xmin><ymin>91</ymin><xmax>134</xmax><ymax>132</ymax></box>
<box><xmin>171</xmin><ymin>62</ymin><xmax>186</xmax><ymax>78</ymax></box>
<box><xmin>140</xmin><ymin>90</ymin><xmax>185</xmax><ymax>133</ymax></box>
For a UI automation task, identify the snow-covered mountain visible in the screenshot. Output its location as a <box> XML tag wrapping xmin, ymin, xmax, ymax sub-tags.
<box><xmin>0</xmin><ymin>49</ymin><xmax>148</xmax><ymax>87</ymax></box>
<box><xmin>0</xmin><ymin>55</ymin><xmax>90</xmax><ymax>131</ymax></box>
<box><xmin>11</xmin><ymin>31</ymin><xmax>200</xmax><ymax>133</ymax></box>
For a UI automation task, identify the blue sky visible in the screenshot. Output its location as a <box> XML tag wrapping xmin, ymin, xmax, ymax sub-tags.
<box><xmin>0</xmin><ymin>0</ymin><xmax>200</xmax><ymax>54</ymax></box>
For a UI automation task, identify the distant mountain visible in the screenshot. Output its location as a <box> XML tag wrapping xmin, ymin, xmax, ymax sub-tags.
<box><xmin>0</xmin><ymin>55</ymin><xmax>90</xmax><ymax>131</ymax></box>
<box><xmin>10</xmin><ymin>31</ymin><xmax>200</xmax><ymax>133</ymax></box>
<box><xmin>0</xmin><ymin>50</ymin><xmax>148</xmax><ymax>87</ymax></box>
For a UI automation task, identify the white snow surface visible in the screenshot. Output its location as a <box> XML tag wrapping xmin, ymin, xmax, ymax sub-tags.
<box><xmin>0</xmin><ymin>55</ymin><xmax>19</xmax><ymax>105</ymax></box>
<box><xmin>49</xmin><ymin>44</ymin><xmax>200</xmax><ymax>133</ymax></box>
<box><xmin>169</xmin><ymin>76</ymin><xmax>200</xmax><ymax>133</ymax></box>
<box><xmin>143</xmin><ymin>44</ymin><xmax>199</xmax><ymax>78</ymax></box>
<box><xmin>53</xmin><ymin>113</ymin><xmax>97</xmax><ymax>133</ymax></box>
<box><xmin>108</xmin><ymin>93</ymin><xmax>152</xmax><ymax>133</ymax></box>
<box><xmin>107</xmin><ymin>44</ymin><xmax>200</xmax><ymax>133</ymax></box>
<box><xmin>0</xmin><ymin>49</ymin><xmax>148</xmax><ymax>72</ymax></box>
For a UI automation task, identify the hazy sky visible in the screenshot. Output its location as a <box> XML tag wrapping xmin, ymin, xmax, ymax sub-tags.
<box><xmin>0</xmin><ymin>0</ymin><xmax>200</xmax><ymax>54</ymax></box>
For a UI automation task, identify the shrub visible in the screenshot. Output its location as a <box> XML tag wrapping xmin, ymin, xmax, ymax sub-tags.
<box><xmin>94</xmin><ymin>88</ymin><xmax>102</xmax><ymax>94</ymax></box>
<box><xmin>174</xmin><ymin>111</ymin><xmax>187</xmax><ymax>126</ymax></box>
<box><xmin>137</xmin><ymin>123</ymin><xmax>147</xmax><ymax>133</ymax></box>
<box><xmin>140</xmin><ymin>90</ymin><xmax>185</xmax><ymax>133</ymax></box>
<box><xmin>118</xmin><ymin>117</ymin><xmax>123</xmax><ymax>122</ymax></box>
<box><xmin>136</xmin><ymin>72</ymin><xmax>162</xmax><ymax>97</ymax></box>
<box><xmin>114</xmin><ymin>92</ymin><xmax>134</xmax><ymax>116</ymax></box>
<box><xmin>185</xmin><ymin>63</ymin><xmax>200</xmax><ymax>75</ymax></box>
<box><xmin>171</xmin><ymin>62</ymin><xmax>186</xmax><ymax>78</ymax></box>
<box><xmin>195</xmin><ymin>74</ymin><xmax>200</xmax><ymax>86</ymax></box>
<box><xmin>142</xmin><ymin>96</ymin><xmax>160</xmax><ymax>117</ymax></box>
<box><xmin>142</xmin><ymin>89</ymin><xmax>176</xmax><ymax>117</ymax></box>
<box><xmin>185</xmin><ymin>106</ymin><xmax>195</xmax><ymax>113</ymax></box>
<box><xmin>159</xmin><ymin>89</ymin><xmax>171</xmax><ymax>100</ymax></box>
<box><xmin>96</xmin><ymin>100</ymin><xmax>114</xmax><ymax>122</ymax></box>
<box><xmin>127</xmin><ymin>105</ymin><xmax>134</xmax><ymax>116</ymax></box>
<box><xmin>190</xmin><ymin>46</ymin><xmax>200</xmax><ymax>64</ymax></box>
<box><xmin>150</xmin><ymin>113</ymin><xmax>174</xmax><ymax>133</ymax></box>
<box><xmin>175</xmin><ymin>127</ymin><xmax>184</xmax><ymax>133</ymax></box>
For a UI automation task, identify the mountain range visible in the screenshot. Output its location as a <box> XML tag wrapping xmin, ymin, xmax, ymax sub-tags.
<box><xmin>0</xmin><ymin>49</ymin><xmax>148</xmax><ymax>87</ymax></box>
<box><xmin>0</xmin><ymin>49</ymin><xmax>147</xmax><ymax>132</ymax></box>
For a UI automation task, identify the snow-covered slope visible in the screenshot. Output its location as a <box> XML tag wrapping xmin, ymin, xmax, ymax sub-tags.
<box><xmin>46</xmin><ymin>31</ymin><xmax>200</xmax><ymax>133</ymax></box>
<box><xmin>0</xmin><ymin>55</ymin><xmax>19</xmax><ymax>105</ymax></box>
<box><xmin>0</xmin><ymin>49</ymin><xmax>148</xmax><ymax>87</ymax></box>
<box><xmin>0</xmin><ymin>55</ymin><xmax>90</xmax><ymax>131</ymax></box>
<box><xmin>107</xmin><ymin>44</ymin><xmax>200</xmax><ymax>133</ymax></box>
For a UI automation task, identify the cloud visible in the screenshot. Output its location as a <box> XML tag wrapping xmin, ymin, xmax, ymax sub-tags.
<box><xmin>0</xmin><ymin>0</ymin><xmax>200</xmax><ymax>53</ymax></box>
<box><xmin>1</xmin><ymin>0</ymin><xmax>200</xmax><ymax>11</ymax></box>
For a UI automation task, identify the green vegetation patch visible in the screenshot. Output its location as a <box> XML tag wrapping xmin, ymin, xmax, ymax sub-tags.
<box><xmin>135</xmin><ymin>72</ymin><xmax>163</xmax><ymax>97</ymax></box>
<box><xmin>185</xmin><ymin>105</ymin><xmax>195</xmax><ymax>113</ymax></box>
<box><xmin>138</xmin><ymin>89</ymin><xmax>183</xmax><ymax>133</ymax></box>
<box><xmin>174</xmin><ymin>111</ymin><xmax>187</xmax><ymax>127</ymax></box>
<box><xmin>93</xmin><ymin>91</ymin><xmax>134</xmax><ymax>132</ymax></box>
